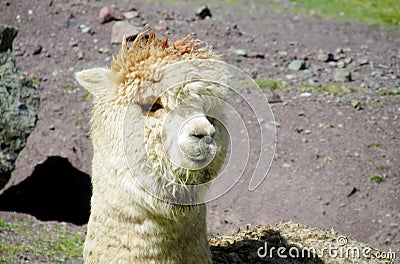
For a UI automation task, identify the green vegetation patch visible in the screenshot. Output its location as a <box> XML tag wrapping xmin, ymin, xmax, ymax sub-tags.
<box><xmin>290</xmin><ymin>0</ymin><xmax>400</xmax><ymax>29</ymax></box>
<box><xmin>255</xmin><ymin>79</ymin><xmax>291</xmax><ymax>91</ymax></box>
<box><xmin>79</xmin><ymin>91</ymin><xmax>92</xmax><ymax>101</ymax></box>
<box><xmin>376</xmin><ymin>165</ymin><xmax>389</xmax><ymax>171</ymax></box>
<box><xmin>370</xmin><ymin>174</ymin><xmax>387</xmax><ymax>183</ymax></box>
<box><xmin>364</xmin><ymin>142</ymin><xmax>381</xmax><ymax>149</ymax></box>
<box><xmin>300</xmin><ymin>83</ymin><xmax>362</xmax><ymax>96</ymax></box>
<box><xmin>255</xmin><ymin>79</ymin><xmax>364</xmax><ymax>96</ymax></box>
<box><xmin>0</xmin><ymin>214</ymin><xmax>85</xmax><ymax>263</ymax></box>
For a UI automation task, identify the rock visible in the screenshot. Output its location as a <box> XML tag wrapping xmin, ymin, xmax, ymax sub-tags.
<box><xmin>80</xmin><ymin>25</ymin><xmax>91</xmax><ymax>34</ymax></box>
<box><xmin>277</xmin><ymin>50</ymin><xmax>288</xmax><ymax>58</ymax></box>
<box><xmin>99</xmin><ymin>6</ymin><xmax>124</xmax><ymax>24</ymax></box>
<box><xmin>316</xmin><ymin>50</ymin><xmax>334</xmax><ymax>62</ymax></box>
<box><xmin>268</xmin><ymin>92</ymin><xmax>282</xmax><ymax>103</ymax></box>
<box><xmin>334</xmin><ymin>69</ymin><xmax>351</xmax><ymax>82</ymax></box>
<box><xmin>336</xmin><ymin>60</ymin><xmax>346</xmax><ymax>68</ymax></box>
<box><xmin>196</xmin><ymin>5</ymin><xmax>212</xmax><ymax>19</ymax></box>
<box><xmin>0</xmin><ymin>25</ymin><xmax>40</xmax><ymax>189</ymax></box>
<box><xmin>357</xmin><ymin>57</ymin><xmax>369</xmax><ymax>66</ymax></box>
<box><xmin>77</xmin><ymin>50</ymin><xmax>84</xmax><ymax>60</ymax></box>
<box><xmin>123</xmin><ymin>11</ymin><xmax>140</xmax><ymax>19</ymax></box>
<box><xmin>14</xmin><ymin>50</ymin><xmax>24</xmax><ymax>56</ymax></box>
<box><xmin>288</xmin><ymin>59</ymin><xmax>306</xmax><ymax>71</ymax></box>
<box><xmin>57</xmin><ymin>17</ymin><xmax>76</xmax><ymax>29</ymax></box>
<box><xmin>328</xmin><ymin>61</ymin><xmax>336</xmax><ymax>67</ymax></box>
<box><xmin>246</xmin><ymin>52</ymin><xmax>265</xmax><ymax>59</ymax></box>
<box><xmin>298</xmin><ymin>53</ymin><xmax>308</xmax><ymax>60</ymax></box>
<box><xmin>110</xmin><ymin>21</ymin><xmax>141</xmax><ymax>44</ymax></box>
<box><xmin>32</xmin><ymin>44</ymin><xmax>42</xmax><ymax>55</ymax></box>
<box><xmin>346</xmin><ymin>186</ymin><xmax>357</xmax><ymax>197</ymax></box>
<box><xmin>97</xmin><ymin>47</ymin><xmax>109</xmax><ymax>54</ymax></box>
<box><xmin>154</xmin><ymin>23</ymin><xmax>168</xmax><ymax>32</ymax></box>
<box><xmin>235</xmin><ymin>49</ymin><xmax>247</xmax><ymax>57</ymax></box>
<box><xmin>0</xmin><ymin>24</ymin><xmax>18</xmax><ymax>52</ymax></box>
<box><xmin>68</xmin><ymin>40</ymin><xmax>78</xmax><ymax>47</ymax></box>
<box><xmin>300</xmin><ymin>92</ymin><xmax>312</xmax><ymax>97</ymax></box>
<box><xmin>351</xmin><ymin>100</ymin><xmax>362</xmax><ymax>110</ymax></box>
<box><xmin>344</xmin><ymin>57</ymin><xmax>352</xmax><ymax>64</ymax></box>
<box><xmin>335</xmin><ymin>47</ymin><xmax>344</xmax><ymax>54</ymax></box>
<box><xmin>285</xmin><ymin>74</ymin><xmax>296</xmax><ymax>80</ymax></box>
<box><xmin>301</xmin><ymin>69</ymin><xmax>313</xmax><ymax>78</ymax></box>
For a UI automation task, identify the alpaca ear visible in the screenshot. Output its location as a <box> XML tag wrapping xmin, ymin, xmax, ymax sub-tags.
<box><xmin>75</xmin><ymin>68</ymin><xmax>114</xmax><ymax>97</ymax></box>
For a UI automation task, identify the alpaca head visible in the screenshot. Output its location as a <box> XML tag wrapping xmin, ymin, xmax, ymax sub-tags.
<box><xmin>76</xmin><ymin>31</ymin><xmax>230</xmax><ymax>211</ymax></box>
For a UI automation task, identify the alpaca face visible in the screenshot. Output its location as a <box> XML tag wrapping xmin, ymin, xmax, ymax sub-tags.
<box><xmin>140</xmin><ymin>79</ymin><xmax>229</xmax><ymax>188</ymax></box>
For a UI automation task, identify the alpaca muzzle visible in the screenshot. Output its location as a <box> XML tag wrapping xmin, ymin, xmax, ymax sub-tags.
<box><xmin>178</xmin><ymin>115</ymin><xmax>217</xmax><ymax>165</ymax></box>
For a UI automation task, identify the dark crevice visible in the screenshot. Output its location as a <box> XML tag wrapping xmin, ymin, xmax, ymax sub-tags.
<box><xmin>0</xmin><ymin>156</ymin><xmax>92</xmax><ymax>225</ymax></box>
<box><xmin>0</xmin><ymin>171</ymin><xmax>11</xmax><ymax>192</ymax></box>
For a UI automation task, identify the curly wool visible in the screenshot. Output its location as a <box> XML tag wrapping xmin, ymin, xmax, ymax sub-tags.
<box><xmin>111</xmin><ymin>31</ymin><xmax>217</xmax><ymax>105</ymax></box>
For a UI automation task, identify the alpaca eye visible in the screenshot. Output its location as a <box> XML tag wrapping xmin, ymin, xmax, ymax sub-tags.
<box><xmin>140</xmin><ymin>102</ymin><xmax>163</xmax><ymax>113</ymax></box>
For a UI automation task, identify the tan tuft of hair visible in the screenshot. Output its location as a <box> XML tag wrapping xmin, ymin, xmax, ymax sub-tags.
<box><xmin>110</xmin><ymin>30</ymin><xmax>216</xmax><ymax>103</ymax></box>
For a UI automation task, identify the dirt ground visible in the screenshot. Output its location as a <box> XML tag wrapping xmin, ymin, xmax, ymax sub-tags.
<box><xmin>0</xmin><ymin>0</ymin><xmax>399</xmax><ymax>262</ymax></box>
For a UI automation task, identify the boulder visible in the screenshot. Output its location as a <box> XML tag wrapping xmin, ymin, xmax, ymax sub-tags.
<box><xmin>0</xmin><ymin>24</ymin><xmax>40</xmax><ymax>189</ymax></box>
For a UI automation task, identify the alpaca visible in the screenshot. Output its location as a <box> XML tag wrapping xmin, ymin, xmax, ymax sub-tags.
<box><xmin>76</xmin><ymin>31</ymin><xmax>230</xmax><ymax>263</ymax></box>
<box><xmin>76</xmin><ymin>31</ymin><xmax>395</xmax><ymax>264</ymax></box>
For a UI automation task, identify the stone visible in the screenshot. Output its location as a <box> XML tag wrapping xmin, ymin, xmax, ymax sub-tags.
<box><xmin>77</xmin><ymin>50</ymin><xmax>84</xmax><ymax>60</ymax></box>
<box><xmin>123</xmin><ymin>11</ymin><xmax>140</xmax><ymax>19</ymax></box>
<box><xmin>32</xmin><ymin>44</ymin><xmax>42</xmax><ymax>55</ymax></box>
<box><xmin>351</xmin><ymin>100</ymin><xmax>362</xmax><ymax>110</ymax></box>
<box><xmin>328</xmin><ymin>61</ymin><xmax>337</xmax><ymax>67</ymax></box>
<box><xmin>68</xmin><ymin>40</ymin><xmax>78</xmax><ymax>47</ymax></box>
<box><xmin>277</xmin><ymin>50</ymin><xmax>288</xmax><ymax>58</ymax></box>
<box><xmin>80</xmin><ymin>25</ymin><xmax>91</xmax><ymax>34</ymax></box>
<box><xmin>154</xmin><ymin>23</ymin><xmax>168</xmax><ymax>32</ymax></box>
<box><xmin>334</xmin><ymin>69</ymin><xmax>351</xmax><ymax>82</ymax></box>
<box><xmin>0</xmin><ymin>25</ymin><xmax>40</xmax><ymax>189</ymax></box>
<box><xmin>316</xmin><ymin>50</ymin><xmax>334</xmax><ymax>62</ymax></box>
<box><xmin>357</xmin><ymin>57</ymin><xmax>369</xmax><ymax>66</ymax></box>
<box><xmin>196</xmin><ymin>5</ymin><xmax>212</xmax><ymax>19</ymax></box>
<box><xmin>300</xmin><ymin>92</ymin><xmax>312</xmax><ymax>97</ymax></box>
<box><xmin>246</xmin><ymin>52</ymin><xmax>265</xmax><ymax>59</ymax></box>
<box><xmin>285</xmin><ymin>74</ymin><xmax>296</xmax><ymax>80</ymax></box>
<box><xmin>57</xmin><ymin>17</ymin><xmax>76</xmax><ymax>29</ymax></box>
<box><xmin>0</xmin><ymin>24</ymin><xmax>18</xmax><ymax>52</ymax></box>
<box><xmin>99</xmin><ymin>6</ymin><xmax>124</xmax><ymax>24</ymax></box>
<box><xmin>235</xmin><ymin>49</ymin><xmax>247</xmax><ymax>57</ymax></box>
<box><xmin>288</xmin><ymin>59</ymin><xmax>306</xmax><ymax>71</ymax></box>
<box><xmin>110</xmin><ymin>21</ymin><xmax>140</xmax><ymax>44</ymax></box>
<box><xmin>346</xmin><ymin>186</ymin><xmax>357</xmax><ymax>197</ymax></box>
<box><xmin>267</xmin><ymin>92</ymin><xmax>282</xmax><ymax>103</ymax></box>
<box><xmin>337</xmin><ymin>60</ymin><xmax>346</xmax><ymax>68</ymax></box>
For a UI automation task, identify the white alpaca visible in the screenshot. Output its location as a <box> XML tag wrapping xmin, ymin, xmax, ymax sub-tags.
<box><xmin>76</xmin><ymin>31</ymin><xmax>229</xmax><ymax>263</ymax></box>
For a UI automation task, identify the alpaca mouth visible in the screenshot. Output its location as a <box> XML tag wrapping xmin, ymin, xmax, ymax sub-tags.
<box><xmin>181</xmin><ymin>135</ymin><xmax>217</xmax><ymax>165</ymax></box>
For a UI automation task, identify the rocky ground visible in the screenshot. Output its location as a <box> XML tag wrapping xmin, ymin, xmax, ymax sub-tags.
<box><xmin>0</xmin><ymin>0</ymin><xmax>399</xmax><ymax>263</ymax></box>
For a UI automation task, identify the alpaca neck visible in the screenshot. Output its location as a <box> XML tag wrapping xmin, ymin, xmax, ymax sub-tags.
<box><xmin>84</xmin><ymin>182</ymin><xmax>212</xmax><ymax>263</ymax></box>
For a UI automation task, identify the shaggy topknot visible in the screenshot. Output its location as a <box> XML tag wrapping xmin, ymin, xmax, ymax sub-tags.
<box><xmin>111</xmin><ymin>31</ymin><xmax>216</xmax><ymax>103</ymax></box>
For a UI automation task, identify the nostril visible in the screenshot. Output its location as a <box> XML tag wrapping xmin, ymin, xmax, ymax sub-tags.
<box><xmin>201</xmin><ymin>135</ymin><xmax>214</xmax><ymax>145</ymax></box>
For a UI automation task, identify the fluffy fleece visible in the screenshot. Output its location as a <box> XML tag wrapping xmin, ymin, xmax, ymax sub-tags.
<box><xmin>76</xmin><ymin>31</ymin><xmax>230</xmax><ymax>263</ymax></box>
